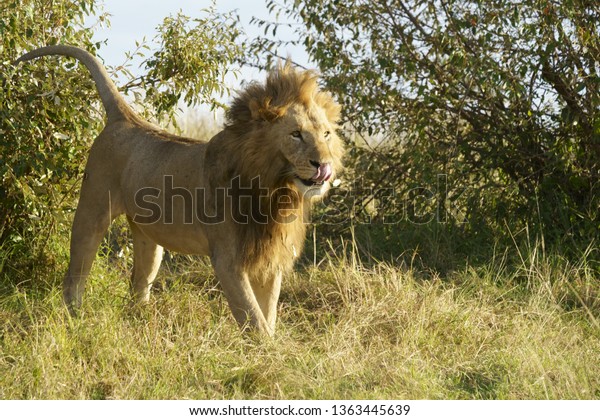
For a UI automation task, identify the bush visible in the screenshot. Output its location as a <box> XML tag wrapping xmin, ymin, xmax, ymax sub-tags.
<box><xmin>0</xmin><ymin>0</ymin><xmax>103</xmax><ymax>264</ymax></box>
<box><xmin>254</xmin><ymin>0</ymin><xmax>600</xmax><ymax>257</ymax></box>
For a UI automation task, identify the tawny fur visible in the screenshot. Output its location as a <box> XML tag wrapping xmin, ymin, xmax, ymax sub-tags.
<box><xmin>16</xmin><ymin>45</ymin><xmax>343</xmax><ymax>336</ymax></box>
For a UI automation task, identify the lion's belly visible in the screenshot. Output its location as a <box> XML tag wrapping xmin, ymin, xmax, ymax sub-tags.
<box><xmin>136</xmin><ymin>223</ymin><xmax>211</xmax><ymax>255</ymax></box>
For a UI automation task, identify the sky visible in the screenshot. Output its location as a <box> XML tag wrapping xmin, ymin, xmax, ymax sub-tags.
<box><xmin>89</xmin><ymin>0</ymin><xmax>309</xmax><ymax>89</ymax></box>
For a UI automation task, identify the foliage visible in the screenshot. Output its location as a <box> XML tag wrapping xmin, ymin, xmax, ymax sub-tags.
<box><xmin>0</xmin><ymin>0</ymin><xmax>103</xmax><ymax>261</ymax></box>
<box><xmin>119</xmin><ymin>5</ymin><xmax>244</xmax><ymax>124</ymax></box>
<box><xmin>254</xmin><ymin>0</ymin><xmax>600</xmax><ymax>252</ymax></box>
<box><xmin>0</xmin><ymin>0</ymin><xmax>243</xmax><ymax>269</ymax></box>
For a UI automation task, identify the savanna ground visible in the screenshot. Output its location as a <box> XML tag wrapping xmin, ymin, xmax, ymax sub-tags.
<box><xmin>1</xmin><ymin>223</ymin><xmax>598</xmax><ymax>400</ymax></box>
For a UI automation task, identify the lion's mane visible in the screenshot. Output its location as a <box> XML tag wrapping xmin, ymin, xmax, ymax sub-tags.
<box><xmin>206</xmin><ymin>63</ymin><xmax>342</xmax><ymax>275</ymax></box>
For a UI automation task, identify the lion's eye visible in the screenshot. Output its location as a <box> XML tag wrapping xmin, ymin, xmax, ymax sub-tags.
<box><xmin>324</xmin><ymin>131</ymin><xmax>331</xmax><ymax>139</ymax></box>
<box><xmin>291</xmin><ymin>131</ymin><xmax>303</xmax><ymax>141</ymax></box>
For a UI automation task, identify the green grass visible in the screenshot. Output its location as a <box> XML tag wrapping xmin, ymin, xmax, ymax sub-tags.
<box><xmin>0</xmin><ymin>235</ymin><xmax>598</xmax><ymax>399</ymax></box>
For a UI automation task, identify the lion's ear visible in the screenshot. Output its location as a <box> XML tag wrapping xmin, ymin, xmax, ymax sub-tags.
<box><xmin>249</xmin><ymin>98</ymin><xmax>286</xmax><ymax>122</ymax></box>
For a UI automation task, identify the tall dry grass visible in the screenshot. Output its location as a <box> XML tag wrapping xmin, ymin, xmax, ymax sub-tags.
<box><xmin>0</xmin><ymin>232</ymin><xmax>598</xmax><ymax>399</ymax></box>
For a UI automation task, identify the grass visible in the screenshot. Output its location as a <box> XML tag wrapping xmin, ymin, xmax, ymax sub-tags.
<box><xmin>0</xmin><ymin>232</ymin><xmax>598</xmax><ymax>400</ymax></box>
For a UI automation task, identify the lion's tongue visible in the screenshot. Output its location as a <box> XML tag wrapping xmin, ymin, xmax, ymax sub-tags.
<box><xmin>311</xmin><ymin>163</ymin><xmax>332</xmax><ymax>183</ymax></box>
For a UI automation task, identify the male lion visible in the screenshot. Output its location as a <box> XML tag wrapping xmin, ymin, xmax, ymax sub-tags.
<box><xmin>16</xmin><ymin>45</ymin><xmax>343</xmax><ymax>336</ymax></box>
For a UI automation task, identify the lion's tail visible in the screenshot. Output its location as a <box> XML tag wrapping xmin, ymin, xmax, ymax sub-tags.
<box><xmin>15</xmin><ymin>45</ymin><xmax>136</xmax><ymax>123</ymax></box>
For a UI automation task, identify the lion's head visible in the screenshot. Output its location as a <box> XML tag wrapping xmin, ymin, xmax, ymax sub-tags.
<box><xmin>209</xmin><ymin>62</ymin><xmax>344</xmax><ymax>272</ymax></box>
<box><xmin>224</xmin><ymin>62</ymin><xmax>343</xmax><ymax>199</ymax></box>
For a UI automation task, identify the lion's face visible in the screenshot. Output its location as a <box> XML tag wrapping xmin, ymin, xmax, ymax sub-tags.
<box><xmin>274</xmin><ymin>103</ymin><xmax>343</xmax><ymax>199</ymax></box>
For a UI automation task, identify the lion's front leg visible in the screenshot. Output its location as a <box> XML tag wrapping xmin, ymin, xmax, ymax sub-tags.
<box><xmin>212</xmin><ymin>257</ymin><xmax>273</xmax><ymax>336</ymax></box>
<box><xmin>252</xmin><ymin>270</ymin><xmax>282</xmax><ymax>333</ymax></box>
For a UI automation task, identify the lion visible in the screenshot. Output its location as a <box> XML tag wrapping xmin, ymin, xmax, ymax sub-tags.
<box><xmin>16</xmin><ymin>45</ymin><xmax>343</xmax><ymax>336</ymax></box>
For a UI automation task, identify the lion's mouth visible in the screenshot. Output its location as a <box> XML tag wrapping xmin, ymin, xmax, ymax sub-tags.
<box><xmin>295</xmin><ymin>162</ymin><xmax>332</xmax><ymax>187</ymax></box>
<box><xmin>296</xmin><ymin>176</ymin><xmax>324</xmax><ymax>187</ymax></box>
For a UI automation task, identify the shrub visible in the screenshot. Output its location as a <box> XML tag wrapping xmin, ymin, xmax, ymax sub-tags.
<box><xmin>254</xmin><ymin>0</ymin><xmax>600</xmax><ymax>256</ymax></box>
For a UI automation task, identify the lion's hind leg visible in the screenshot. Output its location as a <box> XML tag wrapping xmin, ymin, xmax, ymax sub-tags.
<box><xmin>63</xmin><ymin>192</ymin><xmax>116</xmax><ymax>313</ymax></box>
<box><xmin>128</xmin><ymin>220</ymin><xmax>163</xmax><ymax>303</ymax></box>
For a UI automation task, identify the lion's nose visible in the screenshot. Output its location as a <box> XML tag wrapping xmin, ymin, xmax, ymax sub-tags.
<box><xmin>310</xmin><ymin>161</ymin><xmax>332</xmax><ymax>183</ymax></box>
